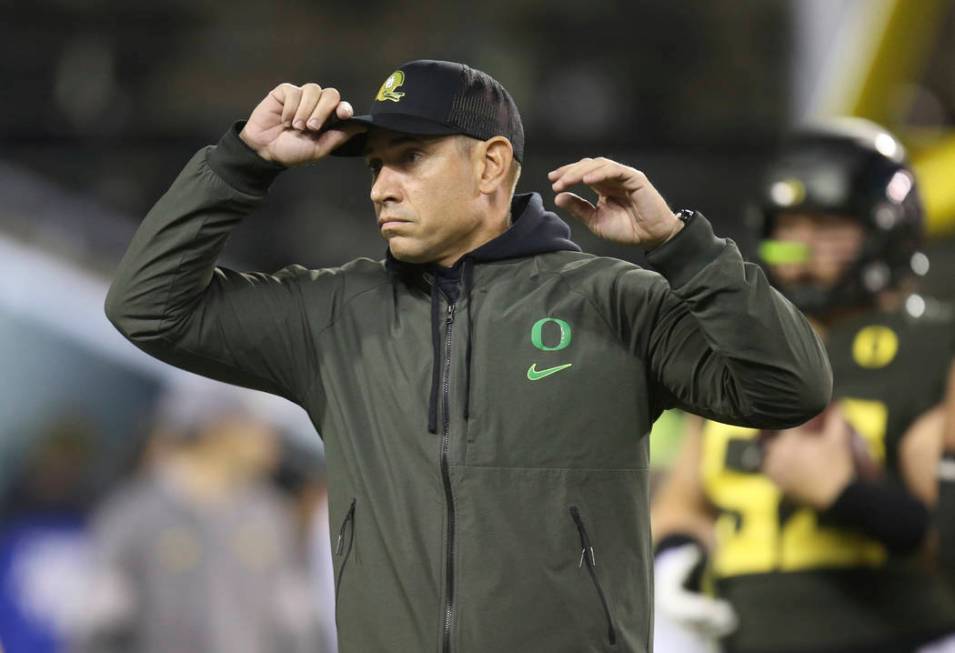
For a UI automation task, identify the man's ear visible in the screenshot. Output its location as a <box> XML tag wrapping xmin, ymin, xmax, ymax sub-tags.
<box><xmin>476</xmin><ymin>137</ymin><xmax>514</xmax><ymax>194</ymax></box>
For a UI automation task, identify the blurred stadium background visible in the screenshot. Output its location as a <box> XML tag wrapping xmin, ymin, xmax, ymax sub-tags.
<box><xmin>1</xmin><ymin>0</ymin><xmax>954</xmax><ymax>651</ymax></box>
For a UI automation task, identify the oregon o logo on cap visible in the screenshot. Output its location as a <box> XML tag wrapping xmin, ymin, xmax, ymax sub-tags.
<box><xmin>376</xmin><ymin>70</ymin><xmax>406</xmax><ymax>103</ymax></box>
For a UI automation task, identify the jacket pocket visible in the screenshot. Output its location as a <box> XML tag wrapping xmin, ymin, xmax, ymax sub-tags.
<box><xmin>335</xmin><ymin>497</ymin><xmax>357</xmax><ymax>607</ymax></box>
<box><xmin>570</xmin><ymin>505</ymin><xmax>618</xmax><ymax>646</ymax></box>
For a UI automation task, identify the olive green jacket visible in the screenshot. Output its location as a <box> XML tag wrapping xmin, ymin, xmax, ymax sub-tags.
<box><xmin>105</xmin><ymin>125</ymin><xmax>832</xmax><ymax>653</ymax></box>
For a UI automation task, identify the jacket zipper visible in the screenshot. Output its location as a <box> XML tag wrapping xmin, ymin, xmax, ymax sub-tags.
<box><xmin>569</xmin><ymin>506</ymin><xmax>617</xmax><ymax>646</ymax></box>
<box><xmin>335</xmin><ymin>498</ymin><xmax>357</xmax><ymax>606</ymax></box>
<box><xmin>441</xmin><ymin>302</ymin><xmax>457</xmax><ymax>653</ymax></box>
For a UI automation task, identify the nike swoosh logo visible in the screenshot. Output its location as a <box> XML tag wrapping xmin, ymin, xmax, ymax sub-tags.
<box><xmin>527</xmin><ymin>362</ymin><xmax>573</xmax><ymax>381</ymax></box>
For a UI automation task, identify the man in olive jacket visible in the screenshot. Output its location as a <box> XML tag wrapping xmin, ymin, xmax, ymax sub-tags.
<box><xmin>105</xmin><ymin>60</ymin><xmax>831</xmax><ymax>653</ymax></box>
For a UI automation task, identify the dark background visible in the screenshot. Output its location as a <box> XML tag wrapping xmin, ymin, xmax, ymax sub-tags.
<box><xmin>2</xmin><ymin>0</ymin><xmax>803</xmax><ymax>272</ymax></box>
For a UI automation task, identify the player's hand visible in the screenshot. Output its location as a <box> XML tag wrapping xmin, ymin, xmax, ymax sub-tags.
<box><xmin>239</xmin><ymin>83</ymin><xmax>367</xmax><ymax>167</ymax></box>
<box><xmin>548</xmin><ymin>157</ymin><xmax>684</xmax><ymax>249</ymax></box>
<box><xmin>654</xmin><ymin>542</ymin><xmax>738</xmax><ymax>640</ymax></box>
<box><xmin>762</xmin><ymin>407</ymin><xmax>855</xmax><ymax>509</ymax></box>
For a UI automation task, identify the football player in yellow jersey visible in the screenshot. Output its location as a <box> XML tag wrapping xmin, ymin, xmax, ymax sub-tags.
<box><xmin>652</xmin><ymin>119</ymin><xmax>955</xmax><ymax>653</ymax></box>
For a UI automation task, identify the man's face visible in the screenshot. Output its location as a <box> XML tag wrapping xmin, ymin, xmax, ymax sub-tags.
<box><xmin>769</xmin><ymin>212</ymin><xmax>865</xmax><ymax>289</ymax></box>
<box><xmin>365</xmin><ymin>128</ymin><xmax>485</xmax><ymax>267</ymax></box>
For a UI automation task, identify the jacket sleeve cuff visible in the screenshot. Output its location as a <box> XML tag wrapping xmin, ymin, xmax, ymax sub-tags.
<box><xmin>645</xmin><ymin>212</ymin><xmax>726</xmax><ymax>290</ymax></box>
<box><xmin>207</xmin><ymin>121</ymin><xmax>286</xmax><ymax>196</ymax></box>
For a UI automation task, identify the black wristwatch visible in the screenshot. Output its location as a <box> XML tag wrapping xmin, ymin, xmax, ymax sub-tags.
<box><xmin>674</xmin><ymin>208</ymin><xmax>695</xmax><ymax>225</ymax></box>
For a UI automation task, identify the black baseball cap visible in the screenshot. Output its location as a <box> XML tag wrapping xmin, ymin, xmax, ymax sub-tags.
<box><xmin>331</xmin><ymin>59</ymin><xmax>525</xmax><ymax>163</ymax></box>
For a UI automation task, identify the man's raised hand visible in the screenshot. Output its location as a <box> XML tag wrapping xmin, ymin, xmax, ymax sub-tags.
<box><xmin>239</xmin><ymin>83</ymin><xmax>366</xmax><ymax>167</ymax></box>
<box><xmin>548</xmin><ymin>157</ymin><xmax>684</xmax><ymax>249</ymax></box>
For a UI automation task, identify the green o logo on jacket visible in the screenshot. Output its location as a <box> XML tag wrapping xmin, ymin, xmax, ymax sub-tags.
<box><xmin>531</xmin><ymin>318</ymin><xmax>572</xmax><ymax>351</ymax></box>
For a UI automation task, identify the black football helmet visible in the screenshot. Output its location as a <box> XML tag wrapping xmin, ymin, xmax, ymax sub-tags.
<box><xmin>754</xmin><ymin>118</ymin><xmax>926</xmax><ymax>316</ymax></box>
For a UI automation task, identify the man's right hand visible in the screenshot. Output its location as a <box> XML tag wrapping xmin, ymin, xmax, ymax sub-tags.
<box><xmin>239</xmin><ymin>83</ymin><xmax>367</xmax><ymax>167</ymax></box>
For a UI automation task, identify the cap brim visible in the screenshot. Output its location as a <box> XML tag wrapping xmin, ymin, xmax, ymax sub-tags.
<box><xmin>330</xmin><ymin>113</ymin><xmax>462</xmax><ymax>158</ymax></box>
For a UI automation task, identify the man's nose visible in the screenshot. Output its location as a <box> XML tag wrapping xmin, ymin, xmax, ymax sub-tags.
<box><xmin>370</xmin><ymin>167</ymin><xmax>401</xmax><ymax>205</ymax></box>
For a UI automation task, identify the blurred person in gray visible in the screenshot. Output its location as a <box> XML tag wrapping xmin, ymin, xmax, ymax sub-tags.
<box><xmin>72</xmin><ymin>380</ymin><xmax>324</xmax><ymax>653</ymax></box>
<box><xmin>270</xmin><ymin>440</ymin><xmax>337</xmax><ymax>653</ymax></box>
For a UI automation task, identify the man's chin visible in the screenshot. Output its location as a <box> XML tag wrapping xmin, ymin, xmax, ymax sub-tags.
<box><xmin>388</xmin><ymin>240</ymin><xmax>430</xmax><ymax>264</ymax></box>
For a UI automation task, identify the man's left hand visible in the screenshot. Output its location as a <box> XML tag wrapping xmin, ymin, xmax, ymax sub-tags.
<box><xmin>762</xmin><ymin>407</ymin><xmax>855</xmax><ymax>510</ymax></box>
<box><xmin>548</xmin><ymin>157</ymin><xmax>683</xmax><ymax>249</ymax></box>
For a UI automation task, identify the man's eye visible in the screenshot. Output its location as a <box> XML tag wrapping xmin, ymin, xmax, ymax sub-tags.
<box><xmin>402</xmin><ymin>150</ymin><xmax>423</xmax><ymax>163</ymax></box>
